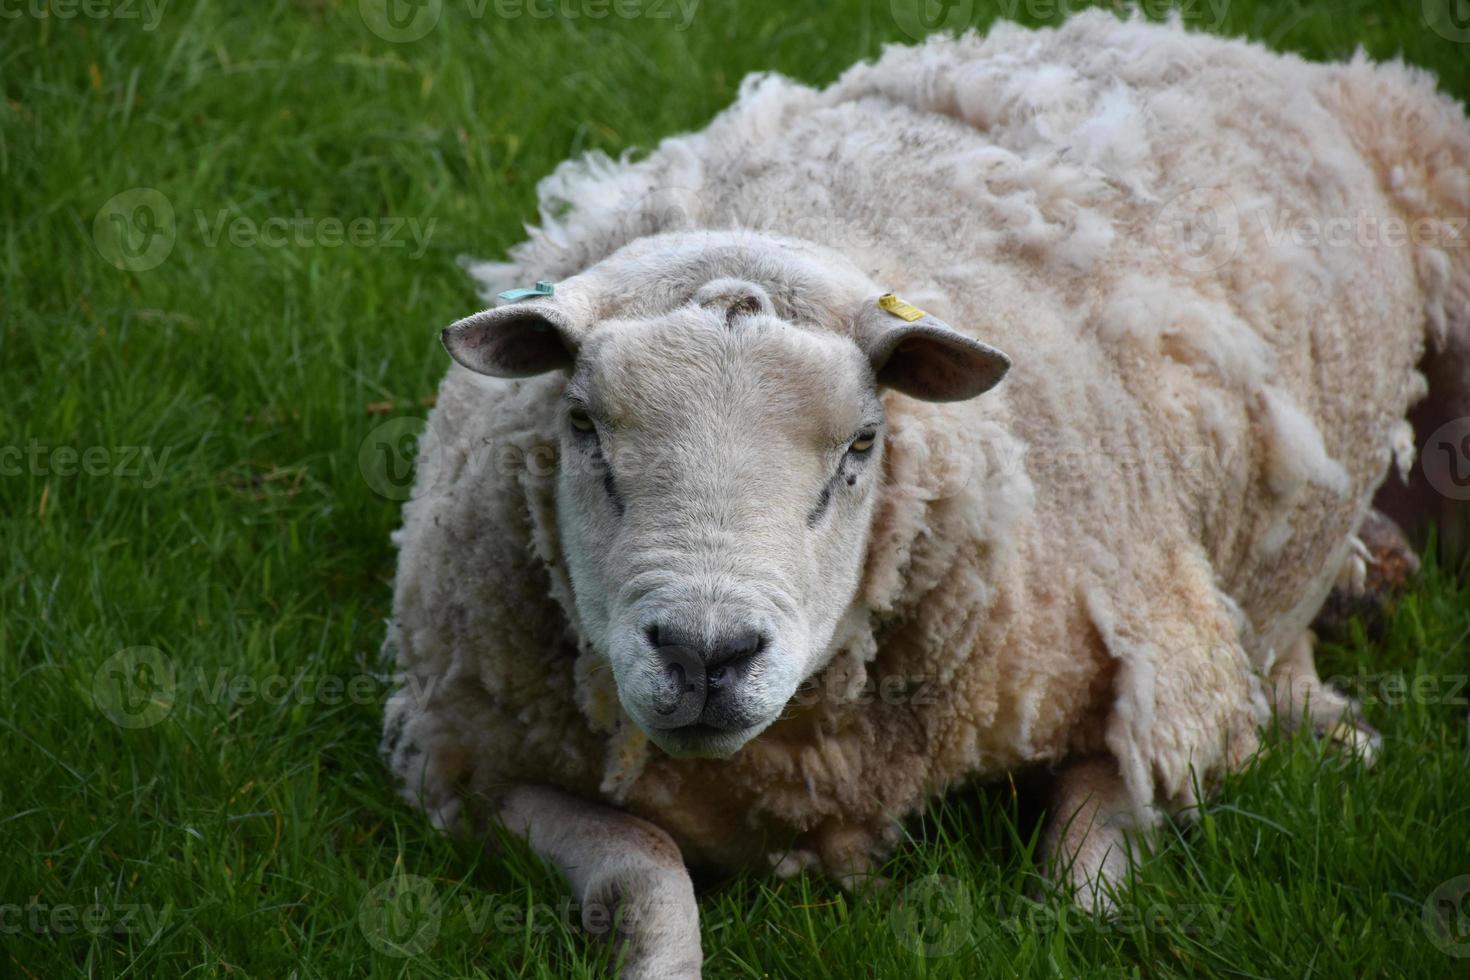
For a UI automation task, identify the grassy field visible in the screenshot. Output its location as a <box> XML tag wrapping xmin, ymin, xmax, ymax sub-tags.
<box><xmin>4</xmin><ymin>0</ymin><xmax>1470</xmax><ymax>976</ymax></box>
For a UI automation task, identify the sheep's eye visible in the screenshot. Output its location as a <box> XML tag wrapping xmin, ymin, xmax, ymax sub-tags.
<box><xmin>848</xmin><ymin>431</ymin><xmax>877</xmax><ymax>455</ymax></box>
<box><xmin>568</xmin><ymin>407</ymin><xmax>595</xmax><ymax>433</ymax></box>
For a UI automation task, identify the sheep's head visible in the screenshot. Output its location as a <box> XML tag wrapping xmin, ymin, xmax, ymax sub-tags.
<box><xmin>442</xmin><ymin>233</ymin><xmax>1010</xmax><ymax>758</ymax></box>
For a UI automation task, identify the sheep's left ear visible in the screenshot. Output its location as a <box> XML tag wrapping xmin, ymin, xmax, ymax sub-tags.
<box><xmin>856</xmin><ymin>295</ymin><xmax>1011</xmax><ymax>402</ymax></box>
<box><xmin>441</xmin><ymin>300</ymin><xmax>583</xmax><ymax>378</ymax></box>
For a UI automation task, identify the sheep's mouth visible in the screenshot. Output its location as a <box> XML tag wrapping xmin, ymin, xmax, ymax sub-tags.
<box><xmin>645</xmin><ymin>720</ymin><xmax>765</xmax><ymax>759</ymax></box>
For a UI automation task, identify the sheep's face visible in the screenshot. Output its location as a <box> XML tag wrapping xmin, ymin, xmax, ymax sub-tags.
<box><xmin>553</xmin><ymin>300</ymin><xmax>887</xmax><ymax>758</ymax></box>
<box><xmin>441</xmin><ymin>238</ymin><xmax>1008</xmax><ymax>758</ymax></box>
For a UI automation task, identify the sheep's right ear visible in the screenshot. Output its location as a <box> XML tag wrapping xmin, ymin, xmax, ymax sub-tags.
<box><xmin>441</xmin><ymin>302</ymin><xmax>582</xmax><ymax>378</ymax></box>
<box><xmin>855</xmin><ymin>294</ymin><xmax>1011</xmax><ymax>402</ymax></box>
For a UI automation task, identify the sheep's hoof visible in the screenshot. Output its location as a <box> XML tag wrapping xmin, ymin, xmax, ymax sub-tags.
<box><xmin>1316</xmin><ymin>717</ymin><xmax>1382</xmax><ymax>767</ymax></box>
<box><xmin>769</xmin><ymin>847</ymin><xmax>889</xmax><ymax>893</ymax></box>
<box><xmin>768</xmin><ymin>848</ymin><xmax>820</xmax><ymax>880</ymax></box>
<box><xmin>582</xmin><ymin>867</ymin><xmax>702</xmax><ymax>980</ymax></box>
<box><xmin>1314</xmin><ymin>509</ymin><xmax>1420</xmax><ymax>637</ymax></box>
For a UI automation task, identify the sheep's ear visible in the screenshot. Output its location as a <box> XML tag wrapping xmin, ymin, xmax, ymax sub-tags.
<box><xmin>441</xmin><ymin>302</ymin><xmax>581</xmax><ymax>378</ymax></box>
<box><xmin>857</xmin><ymin>295</ymin><xmax>1011</xmax><ymax>402</ymax></box>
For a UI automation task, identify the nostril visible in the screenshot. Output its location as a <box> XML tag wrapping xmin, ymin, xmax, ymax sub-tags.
<box><xmin>651</xmin><ymin>659</ymin><xmax>695</xmax><ymax>720</ymax></box>
<box><xmin>708</xmin><ymin>629</ymin><xmax>768</xmax><ymax>671</ymax></box>
<box><xmin>664</xmin><ymin>660</ymin><xmax>689</xmax><ymax>695</ymax></box>
<box><xmin>731</xmin><ymin>630</ymin><xmax>766</xmax><ymax>659</ymax></box>
<box><xmin>649</xmin><ymin>642</ymin><xmax>709</xmax><ymax>728</ymax></box>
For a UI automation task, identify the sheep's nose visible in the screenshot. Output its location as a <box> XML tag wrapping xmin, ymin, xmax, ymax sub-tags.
<box><xmin>643</xmin><ymin>623</ymin><xmax>768</xmax><ymax>728</ymax></box>
<box><xmin>645</xmin><ymin>623</ymin><xmax>766</xmax><ymax>669</ymax></box>
<box><xmin>706</xmin><ymin>628</ymin><xmax>766</xmax><ymax>677</ymax></box>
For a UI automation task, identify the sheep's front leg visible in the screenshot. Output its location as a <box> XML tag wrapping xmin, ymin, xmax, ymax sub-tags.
<box><xmin>1268</xmin><ymin>632</ymin><xmax>1381</xmax><ymax>764</ymax></box>
<box><xmin>1041</xmin><ymin>756</ymin><xmax>1142</xmax><ymax>912</ymax></box>
<box><xmin>498</xmin><ymin>785</ymin><xmax>702</xmax><ymax>979</ymax></box>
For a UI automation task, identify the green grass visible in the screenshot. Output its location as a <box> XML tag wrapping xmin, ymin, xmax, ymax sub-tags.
<box><xmin>4</xmin><ymin>0</ymin><xmax>1470</xmax><ymax>976</ymax></box>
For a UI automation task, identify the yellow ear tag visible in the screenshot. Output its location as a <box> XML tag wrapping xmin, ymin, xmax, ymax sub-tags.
<box><xmin>878</xmin><ymin>292</ymin><xmax>927</xmax><ymax>322</ymax></box>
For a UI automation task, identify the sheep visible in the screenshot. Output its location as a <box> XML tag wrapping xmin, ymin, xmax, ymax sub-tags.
<box><xmin>379</xmin><ymin>11</ymin><xmax>1470</xmax><ymax>977</ymax></box>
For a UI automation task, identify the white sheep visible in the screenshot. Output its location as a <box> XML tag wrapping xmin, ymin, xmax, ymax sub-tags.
<box><xmin>380</xmin><ymin>11</ymin><xmax>1470</xmax><ymax>977</ymax></box>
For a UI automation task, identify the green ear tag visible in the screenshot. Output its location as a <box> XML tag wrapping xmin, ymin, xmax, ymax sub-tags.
<box><xmin>497</xmin><ymin>280</ymin><xmax>555</xmax><ymax>302</ymax></box>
